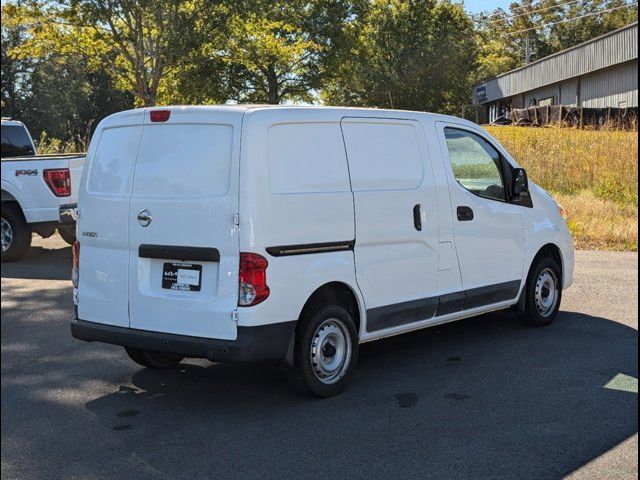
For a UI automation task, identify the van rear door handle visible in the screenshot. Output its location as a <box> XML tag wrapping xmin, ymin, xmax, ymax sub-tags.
<box><xmin>457</xmin><ymin>206</ymin><xmax>474</xmax><ymax>221</ymax></box>
<box><xmin>413</xmin><ymin>204</ymin><xmax>422</xmax><ymax>231</ymax></box>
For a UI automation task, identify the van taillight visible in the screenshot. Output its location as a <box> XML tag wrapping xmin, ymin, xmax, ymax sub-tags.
<box><xmin>72</xmin><ymin>240</ymin><xmax>80</xmax><ymax>288</ymax></box>
<box><xmin>238</xmin><ymin>253</ymin><xmax>269</xmax><ymax>306</ymax></box>
<box><xmin>150</xmin><ymin>110</ymin><xmax>171</xmax><ymax>122</ymax></box>
<box><xmin>43</xmin><ymin>168</ymin><xmax>71</xmax><ymax>197</ymax></box>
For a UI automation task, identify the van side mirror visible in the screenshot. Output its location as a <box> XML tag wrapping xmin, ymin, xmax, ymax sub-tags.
<box><xmin>512</xmin><ymin>168</ymin><xmax>529</xmax><ymax>197</ymax></box>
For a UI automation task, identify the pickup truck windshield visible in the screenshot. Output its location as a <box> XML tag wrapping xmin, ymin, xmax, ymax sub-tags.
<box><xmin>1</xmin><ymin>125</ymin><xmax>35</xmax><ymax>157</ymax></box>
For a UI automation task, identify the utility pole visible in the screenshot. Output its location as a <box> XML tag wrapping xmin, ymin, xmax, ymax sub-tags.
<box><xmin>524</xmin><ymin>35</ymin><xmax>536</xmax><ymax>64</ymax></box>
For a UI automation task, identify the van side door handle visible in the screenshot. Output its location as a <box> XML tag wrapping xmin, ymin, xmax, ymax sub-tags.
<box><xmin>457</xmin><ymin>206</ymin><xmax>474</xmax><ymax>221</ymax></box>
<box><xmin>413</xmin><ymin>204</ymin><xmax>422</xmax><ymax>231</ymax></box>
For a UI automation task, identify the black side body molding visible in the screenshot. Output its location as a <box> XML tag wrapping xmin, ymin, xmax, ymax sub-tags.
<box><xmin>366</xmin><ymin>280</ymin><xmax>521</xmax><ymax>333</ymax></box>
<box><xmin>138</xmin><ymin>244</ymin><xmax>220</xmax><ymax>262</ymax></box>
<box><xmin>464</xmin><ymin>281</ymin><xmax>521</xmax><ymax>310</ymax></box>
<box><xmin>266</xmin><ymin>240</ymin><xmax>355</xmax><ymax>257</ymax></box>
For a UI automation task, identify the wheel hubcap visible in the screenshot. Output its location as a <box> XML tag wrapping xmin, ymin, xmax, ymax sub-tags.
<box><xmin>310</xmin><ymin>318</ymin><xmax>351</xmax><ymax>385</ymax></box>
<box><xmin>1</xmin><ymin>217</ymin><xmax>13</xmax><ymax>253</ymax></box>
<box><xmin>535</xmin><ymin>268</ymin><xmax>559</xmax><ymax>317</ymax></box>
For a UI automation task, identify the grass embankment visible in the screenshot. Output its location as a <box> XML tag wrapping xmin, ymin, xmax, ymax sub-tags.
<box><xmin>486</xmin><ymin>126</ymin><xmax>638</xmax><ymax>251</ymax></box>
<box><xmin>36</xmin><ymin>132</ymin><xmax>86</xmax><ymax>154</ymax></box>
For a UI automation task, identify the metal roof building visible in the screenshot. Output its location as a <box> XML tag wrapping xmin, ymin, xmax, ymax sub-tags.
<box><xmin>472</xmin><ymin>22</ymin><xmax>638</xmax><ymax>123</ymax></box>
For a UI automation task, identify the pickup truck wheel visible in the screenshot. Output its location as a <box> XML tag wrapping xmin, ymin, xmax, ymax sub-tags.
<box><xmin>287</xmin><ymin>304</ymin><xmax>358</xmax><ymax>397</ymax></box>
<box><xmin>124</xmin><ymin>347</ymin><xmax>183</xmax><ymax>369</ymax></box>
<box><xmin>521</xmin><ymin>257</ymin><xmax>563</xmax><ymax>327</ymax></box>
<box><xmin>58</xmin><ymin>225</ymin><xmax>76</xmax><ymax>245</ymax></box>
<box><xmin>1</xmin><ymin>205</ymin><xmax>31</xmax><ymax>262</ymax></box>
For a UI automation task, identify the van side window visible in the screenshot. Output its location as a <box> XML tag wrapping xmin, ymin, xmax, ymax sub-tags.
<box><xmin>268</xmin><ymin>123</ymin><xmax>350</xmax><ymax>194</ymax></box>
<box><xmin>341</xmin><ymin>121</ymin><xmax>424</xmax><ymax>191</ymax></box>
<box><xmin>444</xmin><ymin>128</ymin><xmax>506</xmax><ymax>202</ymax></box>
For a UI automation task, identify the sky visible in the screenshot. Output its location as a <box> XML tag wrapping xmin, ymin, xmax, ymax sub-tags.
<box><xmin>464</xmin><ymin>0</ymin><xmax>515</xmax><ymax>13</ymax></box>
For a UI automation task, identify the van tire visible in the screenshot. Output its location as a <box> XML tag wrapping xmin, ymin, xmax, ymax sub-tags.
<box><xmin>58</xmin><ymin>225</ymin><xmax>76</xmax><ymax>245</ymax></box>
<box><xmin>1</xmin><ymin>204</ymin><xmax>31</xmax><ymax>262</ymax></box>
<box><xmin>124</xmin><ymin>347</ymin><xmax>183</xmax><ymax>369</ymax></box>
<box><xmin>287</xmin><ymin>304</ymin><xmax>359</xmax><ymax>397</ymax></box>
<box><xmin>521</xmin><ymin>256</ymin><xmax>563</xmax><ymax>327</ymax></box>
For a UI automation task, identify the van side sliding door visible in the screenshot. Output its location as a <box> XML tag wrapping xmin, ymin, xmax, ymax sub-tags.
<box><xmin>340</xmin><ymin>118</ymin><xmax>439</xmax><ymax>336</ymax></box>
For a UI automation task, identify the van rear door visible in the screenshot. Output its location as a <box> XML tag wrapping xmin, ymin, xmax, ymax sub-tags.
<box><xmin>77</xmin><ymin>110</ymin><xmax>144</xmax><ymax>327</ymax></box>
<box><xmin>127</xmin><ymin>109</ymin><xmax>241</xmax><ymax>340</ymax></box>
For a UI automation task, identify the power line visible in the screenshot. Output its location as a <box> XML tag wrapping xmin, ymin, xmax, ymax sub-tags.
<box><xmin>483</xmin><ymin>0</ymin><xmax>587</xmax><ymax>27</ymax></box>
<box><xmin>494</xmin><ymin>0</ymin><xmax>586</xmax><ymax>22</ymax></box>
<box><xmin>506</xmin><ymin>0</ymin><xmax>557</xmax><ymax>13</ymax></box>
<box><xmin>506</xmin><ymin>2</ymin><xmax>638</xmax><ymax>35</ymax></box>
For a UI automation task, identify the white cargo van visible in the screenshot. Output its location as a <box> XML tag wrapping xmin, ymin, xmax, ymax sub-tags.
<box><xmin>71</xmin><ymin>106</ymin><xmax>574</xmax><ymax>397</ymax></box>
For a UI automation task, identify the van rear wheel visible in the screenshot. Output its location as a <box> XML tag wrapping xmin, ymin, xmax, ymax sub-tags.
<box><xmin>287</xmin><ymin>304</ymin><xmax>358</xmax><ymax>397</ymax></box>
<box><xmin>124</xmin><ymin>347</ymin><xmax>183</xmax><ymax>369</ymax></box>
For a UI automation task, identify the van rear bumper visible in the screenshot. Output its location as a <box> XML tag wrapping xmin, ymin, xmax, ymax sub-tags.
<box><xmin>71</xmin><ymin>318</ymin><xmax>296</xmax><ymax>364</ymax></box>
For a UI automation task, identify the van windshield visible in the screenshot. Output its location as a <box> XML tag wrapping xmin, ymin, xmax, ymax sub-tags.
<box><xmin>1</xmin><ymin>125</ymin><xmax>35</xmax><ymax>157</ymax></box>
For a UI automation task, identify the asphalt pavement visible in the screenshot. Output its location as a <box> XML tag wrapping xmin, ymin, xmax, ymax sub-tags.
<box><xmin>1</xmin><ymin>234</ymin><xmax>638</xmax><ymax>480</ymax></box>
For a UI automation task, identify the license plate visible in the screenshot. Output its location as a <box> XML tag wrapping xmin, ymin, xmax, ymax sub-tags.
<box><xmin>162</xmin><ymin>263</ymin><xmax>202</xmax><ymax>291</ymax></box>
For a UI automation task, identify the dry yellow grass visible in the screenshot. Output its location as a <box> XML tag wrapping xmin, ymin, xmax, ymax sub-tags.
<box><xmin>486</xmin><ymin>126</ymin><xmax>638</xmax><ymax>251</ymax></box>
<box><xmin>35</xmin><ymin>132</ymin><xmax>87</xmax><ymax>154</ymax></box>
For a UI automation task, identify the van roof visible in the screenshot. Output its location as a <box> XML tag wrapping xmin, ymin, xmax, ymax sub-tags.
<box><xmin>101</xmin><ymin>105</ymin><xmax>477</xmax><ymax>129</ymax></box>
<box><xmin>150</xmin><ymin>103</ymin><xmax>453</xmax><ymax>114</ymax></box>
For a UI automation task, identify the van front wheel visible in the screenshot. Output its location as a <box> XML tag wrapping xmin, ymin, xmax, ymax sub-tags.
<box><xmin>287</xmin><ymin>305</ymin><xmax>358</xmax><ymax>397</ymax></box>
<box><xmin>124</xmin><ymin>347</ymin><xmax>183</xmax><ymax>369</ymax></box>
<box><xmin>521</xmin><ymin>257</ymin><xmax>563</xmax><ymax>327</ymax></box>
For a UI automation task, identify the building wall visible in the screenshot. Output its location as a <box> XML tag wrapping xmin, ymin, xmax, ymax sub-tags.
<box><xmin>580</xmin><ymin>60</ymin><xmax>638</xmax><ymax>108</ymax></box>
<box><xmin>524</xmin><ymin>84</ymin><xmax>560</xmax><ymax>106</ymax></box>
<box><xmin>522</xmin><ymin>78</ymin><xmax>581</xmax><ymax>107</ymax></box>
<box><xmin>473</xmin><ymin>22</ymin><xmax>638</xmax><ymax>105</ymax></box>
<box><xmin>561</xmin><ymin>79</ymin><xmax>580</xmax><ymax>106</ymax></box>
<box><xmin>479</xmin><ymin>59</ymin><xmax>638</xmax><ymax>122</ymax></box>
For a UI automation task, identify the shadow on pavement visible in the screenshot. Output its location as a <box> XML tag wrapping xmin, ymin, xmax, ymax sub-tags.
<box><xmin>1</xmin><ymin>243</ymin><xmax>71</xmax><ymax>281</ymax></box>
<box><xmin>77</xmin><ymin>310</ymin><xmax>638</xmax><ymax>480</ymax></box>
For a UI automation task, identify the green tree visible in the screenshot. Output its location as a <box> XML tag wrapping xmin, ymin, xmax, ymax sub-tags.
<box><xmin>1</xmin><ymin>1</ymin><xmax>131</xmax><ymax>142</ymax></box>
<box><xmin>67</xmin><ymin>0</ymin><xmax>204</xmax><ymax>106</ymax></box>
<box><xmin>323</xmin><ymin>0</ymin><xmax>478</xmax><ymax>113</ymax></box>
<box><xmin>539</xmin><ymin>0</ymin><xmax>638</xmax><ymax>55</ymax></box>
<box><xmin>1</xmin><ymin>3</ymin><xmax>33</xmax><ymax>117</ymax></box>
<box><xmin>223</xmin><ymin>14</ymin><xmax>323</xmax><ymax>104</ymax></box>
<box><xmin>177</xmin><ymin>0</ymin><xmax>353</xmax><ymax>105</ymax></box>
<box><xmin>473</xmin><ymin>10</ymin><xmax>522</xmax><ymax>82</ymax></box>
